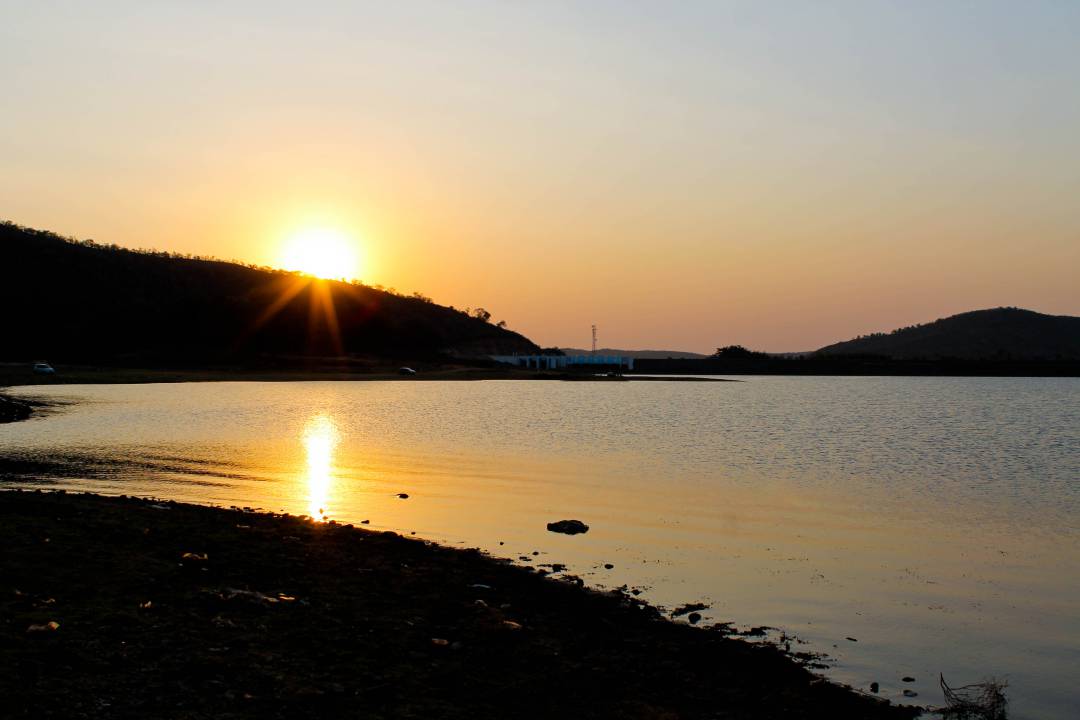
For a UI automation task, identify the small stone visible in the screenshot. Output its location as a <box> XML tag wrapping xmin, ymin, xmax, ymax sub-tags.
<box><xmin>687</xmin><ymin>612</ymin><xmax>702</xmax><ymax>624</ymax></box>
<box><xmin>604</xmin><ymin>563</ymin><xmax>614</xmax><ymax>569</ymax></box>
<box><xmin>869</xmin><ymin>682</ymin><xmax>879</xmax><ymax>693</ymax></box>
<box><xmin>901</xmin><ymin>676</ymin><xmax>915</xmax><ymax>683</ymax></box>
<box><xmin>26</xmin><ymin>621</ymin><xmax>59</xmax><ymax>633</ymax></box>
<box><xmin>846</xmin><ymin>636</ymin><xmax>858</xmax><ymax>642</ymax></box>
<box><xmin>903</xmin><ymin>689</ymin><xmax>918</xmax><ymax>698</ymax></box>
<box><xmin>396</xmin><ymin>493</ymin><xmax>409</xmax><ymax>499</ymax></box>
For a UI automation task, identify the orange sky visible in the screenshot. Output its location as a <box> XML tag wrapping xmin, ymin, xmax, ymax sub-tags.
<box><xmin>2</xmin><ymin>2</ymin><xmax>1078</xmax><ymax>351</ymax></box>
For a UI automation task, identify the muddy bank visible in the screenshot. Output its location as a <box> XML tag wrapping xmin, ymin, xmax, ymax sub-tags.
<box><xmin>0</xmin><ymin>491</ymin><xmax>915</xmax><ymax>719</ymax></box>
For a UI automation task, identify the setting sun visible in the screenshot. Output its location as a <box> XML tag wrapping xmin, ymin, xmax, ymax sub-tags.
<box><xmin>279</xmin><ymin>228</ymin><xmax>359</xmax><ymax>280</ymax></box>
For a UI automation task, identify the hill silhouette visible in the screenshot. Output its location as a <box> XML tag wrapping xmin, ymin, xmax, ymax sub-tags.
<box><xmin>815</xmin><ymin>308</ymin><xmax>1080</xmax><ymax>360</ymax></box>
<box><xmin>0</xmin><ymin>222</ymin><xmax>538</xmax><ymax>364</ymax></box>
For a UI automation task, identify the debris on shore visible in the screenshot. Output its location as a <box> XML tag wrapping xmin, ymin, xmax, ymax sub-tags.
<box><xmin>940</xmin><ymin>674</ymin><xmax>1008</xmax><ymax>720</ymax></box>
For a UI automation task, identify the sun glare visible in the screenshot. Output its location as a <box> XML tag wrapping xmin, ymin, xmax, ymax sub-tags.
<box><xmin>280</xmin><ymin>228</ymin><xmax>359</xmax><ymax>280</ymax></box>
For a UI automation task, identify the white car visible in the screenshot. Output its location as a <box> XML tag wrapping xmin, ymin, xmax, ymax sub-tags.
<box><xmin>32</xmin><ymin>362</ymin><xmax>56</xmax><ymax>375</ymax></box>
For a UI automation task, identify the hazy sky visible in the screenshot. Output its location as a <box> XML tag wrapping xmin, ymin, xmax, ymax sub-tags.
<box><xmin>3</xmin><ymin>1</ymin><xmax>1078</xmax><ymax>351</ymax></box>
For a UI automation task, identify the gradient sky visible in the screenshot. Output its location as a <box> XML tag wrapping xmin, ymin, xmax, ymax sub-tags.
<box><xmin>3</xmin><ymin>1</ymin><xmax>1078</xmax><ymax>351</ymax></box>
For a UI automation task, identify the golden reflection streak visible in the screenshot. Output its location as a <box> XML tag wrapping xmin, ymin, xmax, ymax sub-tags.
<box><xmin>302</xmin><ymin>414</ymin><xmax>338</xmax><ymax>521</ymax></box>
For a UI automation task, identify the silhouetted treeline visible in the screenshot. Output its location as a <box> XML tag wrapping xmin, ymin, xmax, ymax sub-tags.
<box><xmin>0</xmin><ymin>222</ymin><xmax>538</xmax><ymax>364</ymax></box>
<box><xmin>711</xmin><ymin>345</ymin><xmax>769</xmax><ymax>360</ymax></box>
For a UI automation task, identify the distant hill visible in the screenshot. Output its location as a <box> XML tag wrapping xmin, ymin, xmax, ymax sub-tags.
<box><xmin>815</xmin><ymin>308</ymin><xmax>1080</xmax><ymax>360</ymax></box>
<box><xmin>558</xmin><ymin>348</ymin><xmax>707</xmax><ymax>359</ymax></box>
<box><xmin>0</xmin><ymin>222</ymin><xmax>538</xmax><ymax>363</ymax></box>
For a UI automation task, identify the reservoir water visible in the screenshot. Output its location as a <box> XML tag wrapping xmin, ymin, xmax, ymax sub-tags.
<box><xmin>2</xmin><ymin>377</ymin><xmax>1077</xmax><ymax>718</ymax></box>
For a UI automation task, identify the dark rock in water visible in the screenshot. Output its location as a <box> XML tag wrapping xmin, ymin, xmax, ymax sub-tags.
<box><xmin>604</xmin><ymin>563</ymin><xmax>614</xmax><ymax>569</ymax></box>
<box><xmin>546</xmin><ymin>520</ymin><xmax>589</xmax><ymax>535</ymax></box>
<box><xmin>901</xmin><ymin>676</ymin><xmax>915</xmax><ymax>683</ymax></box>
<box><xmin>846</xmin><ymin>637</ymin><xmax>858</xmax><ymax>642</ymax></box>
<box><xmin>870</xmin><ymin>682</ymin><xmax>879</xmax><ymax>693</ymax></box>
<box><xmin>902</xmin><ymin>689</ymin><xmax>918</xmax><ymax>698</ymax></box>
<box><xmin>671</xmin><ymin>602</ymin><xmax>709</xmax><ymax>618</ymax></box>
<box><xmin>396</xmin><ymin>493</ymin><xmax>409</xmax><ymax>499</ymax></box>
<box><xmin>0</xmin><ymin>396</ymin><xmax>34</xmax><ymax>424</ymax></box>
<box><xmin>687</xmin><ymin>612</ymin><xmax>702</xmax><ymax>625</ymax></box>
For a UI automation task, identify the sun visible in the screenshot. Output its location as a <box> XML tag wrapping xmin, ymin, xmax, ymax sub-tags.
<box><xmin>279</xmin><ymin>228</ymin><xmax>359</xmax><ymax>280</ymax></box>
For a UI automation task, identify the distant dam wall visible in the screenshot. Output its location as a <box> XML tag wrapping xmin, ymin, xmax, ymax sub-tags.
<box><xmin>491</xmin><ymin>354</ymin><xmax>635</xmax><ymax>371</ymax></box>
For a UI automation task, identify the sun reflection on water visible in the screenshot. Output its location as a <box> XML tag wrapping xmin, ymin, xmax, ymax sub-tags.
<box><xmin>302</xmin><ymin>413</ymin><xmax>338</xmax><ymax>521</ymax></box>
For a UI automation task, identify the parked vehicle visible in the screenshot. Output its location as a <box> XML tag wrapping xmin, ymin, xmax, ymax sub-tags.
<box><xmin>32</xmin><ymin>362</ymin><xmax>56</xmax><ymax>375</ymax></box>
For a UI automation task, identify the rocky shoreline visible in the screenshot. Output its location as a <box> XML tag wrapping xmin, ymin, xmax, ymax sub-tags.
<box><xmin>0</xmin><ymin>394</ymin><xmax>34</xmax><ymax>423</ymax></box>
<box><xmin>0</xmin><ymin>490</ymin><xmax>918</xmax><ymax>719</ymax></box>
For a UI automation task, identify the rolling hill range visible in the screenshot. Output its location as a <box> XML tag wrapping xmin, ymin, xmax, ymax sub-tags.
<box><xmin>0</xmin><ymin>222</ymin><xmax>538</xmax><ymax>364</ymax></box>
<box><xmin>815</xmin><ymin>308</ymin><xmax>1080</xmax><ymax>360</ymax></box>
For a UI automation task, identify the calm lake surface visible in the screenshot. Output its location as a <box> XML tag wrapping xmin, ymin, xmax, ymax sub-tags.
<box><xmin>3</xmin><ymin>377</ymin><xmax>1078</xmax><ymax>718</ymax></box>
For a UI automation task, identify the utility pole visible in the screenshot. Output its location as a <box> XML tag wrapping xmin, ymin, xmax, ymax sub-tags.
<box><xmin>591</xmin><ymin>324</ymin><xmax>597</xmax><ymax>356</ymax></box>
